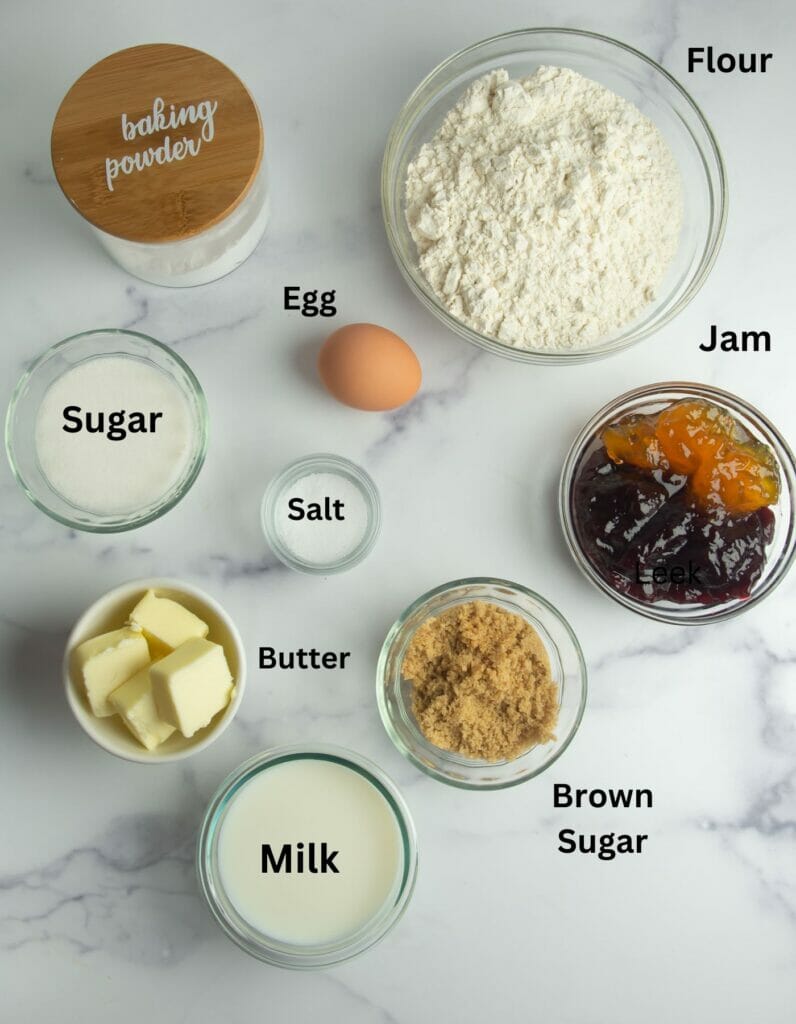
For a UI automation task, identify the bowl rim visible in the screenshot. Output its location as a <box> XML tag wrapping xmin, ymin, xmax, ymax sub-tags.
<box><xmin>260</xmin><ymin>452</ymin><xmax>382</xmax><ymax>575</ymax></box>
<box><xmin>63</xmin><ymin>576</ymin><xmax>247</xmax><ymax>763</ymax></box>
<box><xmin>376</xmin><ymin>576</ymin><xmax>588</xmax><ymax>790</ymax></box>
<box><xmin>196</xmin><ymin>742</ymin><xmax>419</xmax><ymax>968</ymax></box>
<box><xmin>381</xmin><ymin>26</ymin><xmax>729</xmax><ymax>365</ymax></box>
<box><xmin>5</xmin><ymin>328</ymin><xmax>209</xmax><ymax>532</ymax></box>
<box><xmin>558</xmin><ymin>381</ymin><xmax>796</xmax><ymax>624</ymax></box>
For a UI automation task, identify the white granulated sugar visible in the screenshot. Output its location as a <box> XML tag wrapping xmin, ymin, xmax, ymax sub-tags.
<box><xmin>275</xmin><ymin>472</ymin><xmax>368</xmax><ymax>565</ymax></box>
<box><xmin>35</xmin><ymin>356</ymin><xmax>193</xmax><ymax>515</ymax></box>
<box><xmin>405</xmin><ymin>66</ymin><xmax>684</xmax><ymax>350</ymax></box>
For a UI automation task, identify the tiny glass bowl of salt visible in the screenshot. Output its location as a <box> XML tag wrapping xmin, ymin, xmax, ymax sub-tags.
<box><xmin>382</xmin><ymin>28</ymin><xmax>727</xmax><ymax>364</ymax></box>
<box><xmin>5</xmin><ymin>329</ymin><xmax>208</xmax><ymax>532</ymax></box>
<box><xmin>261</xmin><ymin>454</ymin><xmax>381</xmax><ymax>575</ymax></box>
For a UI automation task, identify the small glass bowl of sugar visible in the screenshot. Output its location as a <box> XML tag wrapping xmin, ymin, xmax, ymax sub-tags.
<box><xmin>6</xmin><ymin>329</ymin><xmax>208</xmax><ymax>532</ymax></box>
<box><xmin>261</xmin><ymin>454</ymin><xmax>381</xmax><ymax>574</ymax></box>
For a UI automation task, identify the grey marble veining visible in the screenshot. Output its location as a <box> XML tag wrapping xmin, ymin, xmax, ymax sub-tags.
<box><xmin>1</xmin><ymin>0</ymin><xmax>794</xmax><ymax>1021</ymax></box>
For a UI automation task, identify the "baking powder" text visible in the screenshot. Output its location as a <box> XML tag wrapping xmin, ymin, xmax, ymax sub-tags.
<box><xmin>105</xmin><ymin>96</ymin><xmax>219</xmax><ymax>192</ymax></box>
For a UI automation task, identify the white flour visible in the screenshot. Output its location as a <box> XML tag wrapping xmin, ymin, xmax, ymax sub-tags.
<box><xmin>405</xmin><ymin>66</ymin><xmax>683</xmax><ymax>350</ymax></box>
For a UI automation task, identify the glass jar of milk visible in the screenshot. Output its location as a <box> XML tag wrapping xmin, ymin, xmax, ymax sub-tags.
<box><xmin>197</xmin><ymin>745</ymin><xmax>418</xmax><ymax>968</ymax></box>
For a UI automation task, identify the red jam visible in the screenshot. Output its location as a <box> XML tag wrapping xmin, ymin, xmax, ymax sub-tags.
<box><xmin>572</xmin><ymin>399</ymin><xmax>779</xmax><ymax>606</ymax></box>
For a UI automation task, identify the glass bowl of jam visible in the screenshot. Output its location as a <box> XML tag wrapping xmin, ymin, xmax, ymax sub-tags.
<box><xmin>559</xmin><ymin>383</ymin><xmax>796</xmax><ymax>623</ymax></box>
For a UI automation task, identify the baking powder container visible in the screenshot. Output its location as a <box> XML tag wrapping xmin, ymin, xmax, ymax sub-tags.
<box><xmin>51</xmin><ymin>44</ymin><xmax>268</xmax><ymax>287</ymax></box>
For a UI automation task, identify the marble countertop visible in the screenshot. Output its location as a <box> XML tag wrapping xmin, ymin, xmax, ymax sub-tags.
<box><xmin>1</xmin><ymin>0</ymin><xmax>794</xmax><ymax>1021</ymax></box>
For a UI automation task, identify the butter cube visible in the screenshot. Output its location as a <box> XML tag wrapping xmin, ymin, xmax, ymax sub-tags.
<box><xmin>74</xmin><ymin>628</ymin><xmax>150</xmax><ymax>718</ymax></box>
<box><xmin>109</xmin><ymin>665</ymin><xmax>176</xmax><ymax>751</ymax></box>
<box><xmin>129</xmin><ymin>590</ymin><xmax>209</xmax><ymax>652</ymax></box>
<box><xmin>151</xmin><ymin>638</ymin><xmax>233</xmax><ymax>738</ymax></box>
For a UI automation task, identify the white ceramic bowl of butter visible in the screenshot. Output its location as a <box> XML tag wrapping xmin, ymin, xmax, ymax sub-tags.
<box><xmin>64</xmin><ymin>578</ymin><xmax>246</xmax><ymax>764</ymax></box>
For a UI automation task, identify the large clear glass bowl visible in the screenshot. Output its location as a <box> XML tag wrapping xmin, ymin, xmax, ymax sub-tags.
<box><xmin>382</xmin><ymin>28</ymin><xmax>727</xmax><ymax>364</ymax></box>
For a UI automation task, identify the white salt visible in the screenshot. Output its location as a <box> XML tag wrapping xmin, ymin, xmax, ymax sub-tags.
<box><xmin>275</xmin><ymin>472</ymin><xmax>368</xmax><ymax>565</ymax></box>
<box><xmin>35</xmin><ymin>355</ymin><xmax>194</xmax><ymax>515</ymax></box>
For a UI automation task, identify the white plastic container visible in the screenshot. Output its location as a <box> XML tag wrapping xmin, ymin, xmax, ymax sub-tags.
<box><xmin>51</xmin><ymin>44</ymin><xmax>268</xmax><ymax>287</ymax></box>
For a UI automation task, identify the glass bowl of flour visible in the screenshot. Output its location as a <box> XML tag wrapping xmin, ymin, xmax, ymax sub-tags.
<box><xmin>6</xmin><ymin>329</ymin><xmax>208</xmax><ymax>531</ymax></box>
<box><xmin>382</xmin><ymin>28</ymin><xmax>727</xmax><ymax>364</ymax></box>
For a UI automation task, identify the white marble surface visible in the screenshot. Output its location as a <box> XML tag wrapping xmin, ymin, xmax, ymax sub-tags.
<box><xmin>1</xmin><ymin>0</ymin><xmax>794</xmax><ymax>1020</ymax></box>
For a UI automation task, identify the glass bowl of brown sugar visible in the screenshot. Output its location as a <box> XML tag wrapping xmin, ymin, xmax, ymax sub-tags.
<box><xmin>376</xmin><ymin>578</ymin><xmax>587</xmax><ymax>790</ymax></box>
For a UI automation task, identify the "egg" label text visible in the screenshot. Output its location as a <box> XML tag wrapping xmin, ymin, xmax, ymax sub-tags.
<box><xmin>284</xmin><ymin>286</ymin><xmax>337</xmax><ymax>317</ymax></box>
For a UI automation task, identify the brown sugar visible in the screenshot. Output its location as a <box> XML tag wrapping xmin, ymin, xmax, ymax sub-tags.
<box><xmin>402</xmin><ymin>600</ymin><xmax>558</xmax><ymax>761</ymax></box>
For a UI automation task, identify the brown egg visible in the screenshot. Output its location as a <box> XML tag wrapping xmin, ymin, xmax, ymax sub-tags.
<box><xmin>318</xmin><ymin>323</ymin><xmax>422</xmax><ymax>411</ymax></box>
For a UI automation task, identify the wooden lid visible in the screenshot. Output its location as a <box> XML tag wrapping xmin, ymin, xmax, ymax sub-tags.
<box><xmin>51</xmin><ymin>44</ymin><xmax>264</xmax><ymax>244</ymax></box>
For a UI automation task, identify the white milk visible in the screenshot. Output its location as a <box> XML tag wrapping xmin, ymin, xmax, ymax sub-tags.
<box><xmin>217</xmin><ymin>757</ymin><xmax>403</xmax><ymax>946</ymax></box>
